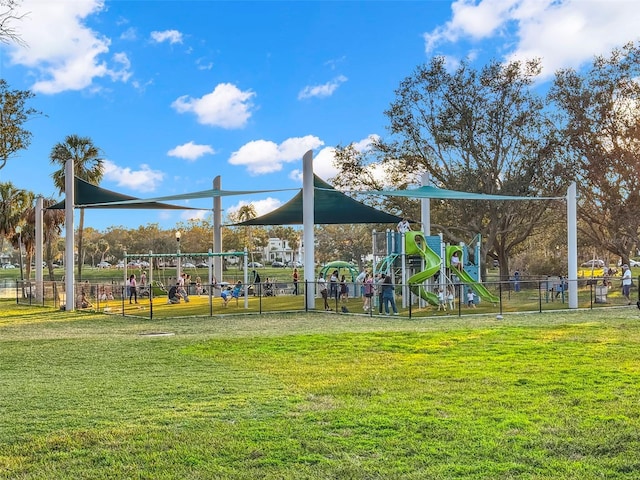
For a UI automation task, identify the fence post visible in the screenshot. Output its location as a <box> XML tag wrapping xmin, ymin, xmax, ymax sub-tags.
<box><xmin>538</xmin><ymin>281</ymin><xmax>542</xmax><ymax>313</ymax></box>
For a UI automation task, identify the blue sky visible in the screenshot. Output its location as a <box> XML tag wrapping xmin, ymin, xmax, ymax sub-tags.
<box><xmin>1</xmin><ymin>0</ymin><xmax>639</xmax><ymax>231</ymax></box>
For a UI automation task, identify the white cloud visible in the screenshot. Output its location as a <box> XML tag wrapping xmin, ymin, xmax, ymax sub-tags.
<box><xmin>352</xmin><ymin>134</ymin><xmax>380</xmax><ymax>152</ymax></box>
<box><xmin>120</xmin><ymin>27</ymin><xmax>137</xmax><ymax>41</ymax></box>
<box><xmin>288</xmin><ymin>147</ymin><xmax>338</xmax><ymax>182</ymax></box>
<box><xmin>180</xmin><ymin>209</ymin><xmax>209</xmax><ymax>222</ymax></box>
<box><xmin>227</xmin><ymin>197</ymin><xmax>283</xmax><ymax>217</ymax></box>
<box><xmin>288</xmin><ymin>135</ymin><xmax>383</xmax><ymax>185</ymax></box>
<box><xmin>229</xmin><ymin>135</ymin><xmax>324</xmax><ymax>175</ymax></box>
<box><xmin>102</xmin><ymin>159</ymin><xmax>165</xmax><ymax>192</ymax></box>
<box><xmin>172</xmin><ymin>83</ymin><xmax>256</xmax><ymax>128</ymax></box>
<box><xmin>7</xmin><ymin>0</ymin><xmax>131</xmax><ymax>94</ymax></box>
<box><xmin>424</xmin><ymin>0</ymin><xmax>640</xmax><ymax>80</ymax></box>
<box><xmin>196</xmin><ymin>58</ymin><xmax>213</xmax><ymax>70</ymax></box>
<box><xmin>167</xmin><ymin>141</ymin><xmax>215</xmax><ymax>162</ymax></box>
<box><xmin>150</xmin><ymin>29</ymin><xmax>183</xmax><ymax>44</ymax></box>
<box><xmin>298</xmin><ymin>75</ymin><xmax>348</xmax><ymax>100</ymax></box>
<box><xmin>288</xmin><ymin>134</ymin><xmax>378</xmax><ymax>183</ymax></box>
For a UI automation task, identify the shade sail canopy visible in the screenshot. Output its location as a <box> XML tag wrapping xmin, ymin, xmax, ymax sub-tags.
<box><xmin>49</xmin><ymin>177</ymin><xmax>200</xmax><ymax>210</ymax></box>
<box><xmin>233</xmin><ymin>175</ymin><xmax>403</xmax><ymax>226</ymax></box>
<box><xmin>359</xmin><ymin>185</ymin><xmax>564</xmax><ymax>201</ymax></box>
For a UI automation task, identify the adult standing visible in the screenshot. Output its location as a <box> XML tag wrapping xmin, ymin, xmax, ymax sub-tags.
<box><xmin>317</xmin><ymin>272</ymin><xmax>330</xmax><ymax>311</ymax></box>
<box><xmin>252</xmin><ymin>269</ymin><xmax>261</xmax><ymax>296</ymax></box>
<box><xmin>622</xmin><ymin>264</ymin><xmax>632</xmax><ymax>305</ymax></box>
<box><xmin>292</xmin><ymin>268</ymin><xmax>299</xmax><ymax>295</ymax></box>
<box><xmin>339</xmin><ymin>274</ymin><xmax>348</xmax><ymax>303</ymax></box>
<box><xmin>381</xmin><ymin>275</ymin><xmax>399</xmax><ymax>315</ymax></box>
<box><xmin>363</xmin><ymin>273</ymin><xmax>374</xmax><ymax>311</ymax></box>
<box><xmin>128</xmin><ymin>274</ymin><xmax>138</xmax><ymax>304</ymax></box>
<box><xmin>329</xmin><ymin>270</ymin><xmax>339</xmax><ymax>301</ymax></box>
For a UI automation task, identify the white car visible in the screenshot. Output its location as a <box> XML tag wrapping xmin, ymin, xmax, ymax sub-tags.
<box><xmin>183</xmin><ymin>262</ymin><xmax>196</xmax><ymax>268</ymax></box>
<box><xmin>581</xmin><ymin>259</ymin><xmax>605</xmax><ymax>268</ymax></box>
<box><xmin>248</xmin><ymin>262</ymin><xmax>263</xmax><ymax>268</ymax></box>
<box><xmin>2</xmin><ymin>264</ymin><xmax>16</xmax><ymax>269</ymax></box>
<box><xmin>97</xmin><ymin>261</ymin><xmax>111</xmax><ymax>268</ymax></box>
<box><xmin>617</xmin><ymin>259</ymin><xmax>640</xmax><ymax>267</ymax></box>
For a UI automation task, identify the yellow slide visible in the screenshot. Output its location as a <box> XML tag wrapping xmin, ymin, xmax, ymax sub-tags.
<box><xmin>405</xmin><ymin>231</ymin><xmax>440</xmax><ymax>306</ymax></box>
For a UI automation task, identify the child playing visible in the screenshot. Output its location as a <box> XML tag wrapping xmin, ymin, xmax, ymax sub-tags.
<box><xmin>438</xmin><ymin>288</ymin><xmax>447</xmax><ymax>311</ymax></box>
<box><xmin>467</xmin><ymin>288</ymin><xmax>476</xmax><ymax>308</ymax></box>
<box><xmin>231</xmin><ymin>281</ymin><xmax>242</xmax><ymax>306</ymax></box>
<box><xmin>220</xmin><ymin>286</ymin><xmax>232</xmax><ymax>307</ymax></box>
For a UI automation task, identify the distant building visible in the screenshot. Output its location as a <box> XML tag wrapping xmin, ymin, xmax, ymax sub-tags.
<box><xmin>262</xmin><ymin>237</ymin><xmax>297</xmax><ymax>263</ymax></box>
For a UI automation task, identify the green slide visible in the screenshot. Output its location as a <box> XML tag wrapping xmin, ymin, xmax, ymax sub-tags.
<box><xmin>445</xmin><ymin>246</ymin><xmax>499</xmax><ymax>304</ymax></box>
<box><xmin>405</xmin><ymin>231</ymin><xmax>440</xmax><ymax>306</ymax></box>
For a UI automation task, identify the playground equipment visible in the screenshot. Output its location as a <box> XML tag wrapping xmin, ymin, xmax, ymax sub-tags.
<box><xmin>320</xmin><ymin>261</ymin><xmax>359</xmax><ymax>298</ymax></box>
<box><xmin>373</xmin><ymin>230</ymin><xmax>499</xmax><ymax>307</ymax></box>
<box><xmin>404</xmin><ymin>231</ymin><xmax>440</xmax><ymax>305</ymax></box>
<box><xmin>444</xmin><ymin>245</ymin><xmax>499</xmax><ymax>303</ymax></box>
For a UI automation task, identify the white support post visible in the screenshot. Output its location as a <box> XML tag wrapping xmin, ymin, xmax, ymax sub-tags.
<box><xmin>243</xmin><ymin>247</ymin><xmax>249</xmax><ymax>309</ymax></box>
<box><xmin>421</xmin><ymin>171</ymin><xmax>430</xmax><ymax>235</ymax></box>
<box><xmin>213</xmin><ymin>176</ymin><xmax>223</xmax><ymax>286</ymax></box>
<box><xmin>567</xmin><ymin>182</ymin><xmax>578</xmax><ymax>309</ymax></box>
<box><xmin>35</xmin><ymin>196</ymin><xmax>44</xmax><ymax>302</ymax></box>
<box><xmin>64</xmin><ymin>160</ymin><xmax>74</xmax><ymax>311</ymax></box>
<box><xmin>149</xmin><ymin>251</ymin><xmax>153</xmax><ymax>289</ymax></box>
<box><xmin>302</xmin><ymin>150</ymin><xmax>316</xmax><ymax>309</ymax></box>
<box><xmin>401</xmin><ymin>232</ymin><xmax>407</xmax><ymax>308</ymax></box>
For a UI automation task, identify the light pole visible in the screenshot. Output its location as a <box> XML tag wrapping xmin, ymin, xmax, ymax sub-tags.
<box><xmin>175</xmin><ymin>230</ymin><xmax>182</xmax><ymax>282</ymax></box>
<box><xmin>15</xmin><ymin>226</ymin><xmax>24</xmax><ymax>283</ymax></box>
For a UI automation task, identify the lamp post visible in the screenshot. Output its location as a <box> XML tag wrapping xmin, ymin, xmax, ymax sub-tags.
<box><xmin>175</xmin><ymin>230</ymin><xmax>182</xmax><ymax>282</ymax></box>
<box><xmin>15</xmin><ymin>226</ymin><xmax>24</xmax><ymax>283</ymax></box>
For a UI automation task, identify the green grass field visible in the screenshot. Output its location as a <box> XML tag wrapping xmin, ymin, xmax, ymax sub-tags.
<box><xmin>2</xmin><ymin>300</ymin><xmax>640</xmax><ymax>479</ymax></box>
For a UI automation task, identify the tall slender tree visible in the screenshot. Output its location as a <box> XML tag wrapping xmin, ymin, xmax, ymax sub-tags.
<box><xmin>50</xmin><ymin>134</ymin><xmax>104</xmax><ymax>281</ymax></box>
<box><xmin>233</xmin><ymin>204</ymin><xmax>258</xmax><ymax>263</ymax></box>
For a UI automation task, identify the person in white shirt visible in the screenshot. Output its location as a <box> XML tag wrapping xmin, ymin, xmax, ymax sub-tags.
<box><xmin>397</xmin><ymin>218</ymin><xmax>411</xmax><ymax>234</ymax></box>
<box><xmin>622</xmin><ymin>264</ymin><xmax>632</xmax><ymax>305</ymax></box>
<box><xmin>437</xmin><ymin>288</ymin><xmax>446</xmax><ymax>311</ymax></box>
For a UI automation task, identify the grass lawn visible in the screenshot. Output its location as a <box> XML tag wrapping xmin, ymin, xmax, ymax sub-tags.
<box><xmin>1</xmin><ymin>300</ymin><xmax>640</xmax><ymax>479</ymax></box>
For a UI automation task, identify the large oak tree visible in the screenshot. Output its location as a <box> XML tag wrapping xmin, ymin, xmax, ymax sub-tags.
<box><xmin>549</xmin><ymin>41</ymin><xmax>640</xmax><ymax>265</ymax></box>
<box><xmin>334</xmin><ymin>57</ymin><xmax>566</xmax><ymax>279</ymax></box>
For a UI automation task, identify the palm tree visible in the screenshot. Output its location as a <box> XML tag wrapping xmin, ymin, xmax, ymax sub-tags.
<box><xmin>50</xmin><ymin>134</ymin><xmax>104</xmax><ymax>281</ymax></box>
<box><xmin>236</xmin><ymin>204</ymin><xmax>257</xmax><ymax>263</ymax></box>
<box><xmin>0</xmin><ymin>181</ymin><xmax>32</xmax><ymax>251</ymax></box>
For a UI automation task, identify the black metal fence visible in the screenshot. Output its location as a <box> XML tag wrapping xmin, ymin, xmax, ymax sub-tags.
<box><xmin>13</xmin><ymin>276</ymin><xmax>639</xmax><ymax>319</ymax></box>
